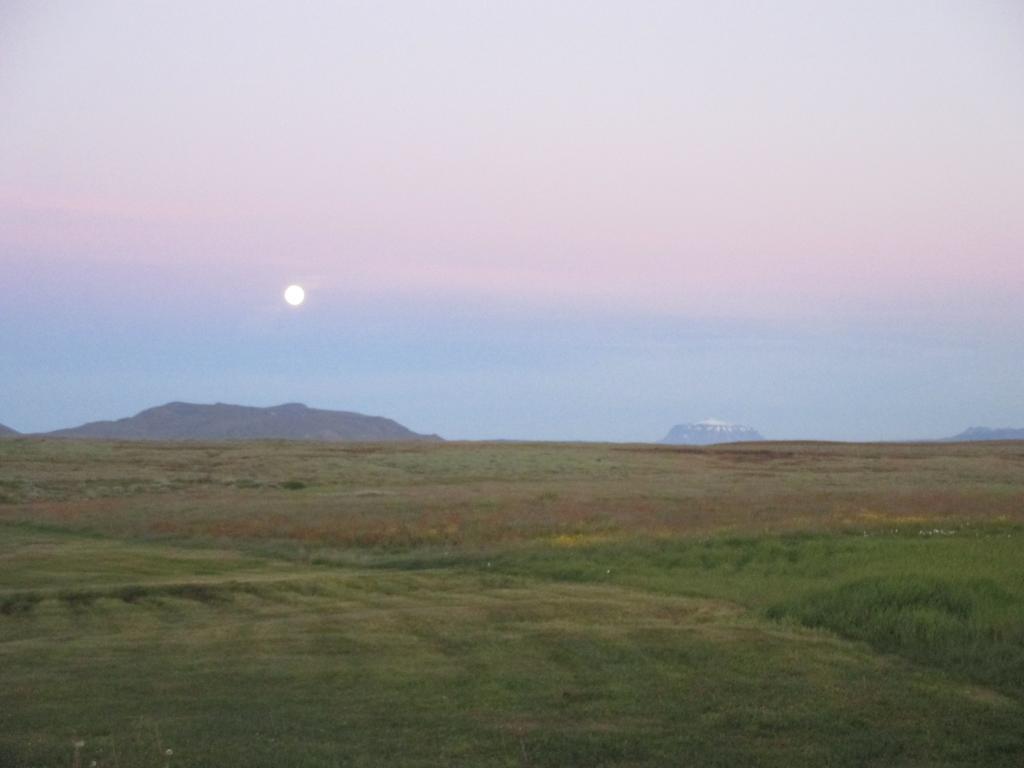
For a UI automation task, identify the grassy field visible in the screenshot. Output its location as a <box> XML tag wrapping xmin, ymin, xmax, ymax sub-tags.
<box><xmin>1</xmin><ymin>439</ymin><xmax>1023</xmax><ymax>767</ymax></box>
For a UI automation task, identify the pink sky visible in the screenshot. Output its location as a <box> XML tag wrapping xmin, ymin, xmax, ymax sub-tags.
<box><xmin>3</xmin><ymin>1</ymin><xmax>1023</xmax><ymax>321</ymax></box>
<box><xmin>2</xmin><ymin>2</ymin><xmax>1023</xmax><ymax>439</ymax></box>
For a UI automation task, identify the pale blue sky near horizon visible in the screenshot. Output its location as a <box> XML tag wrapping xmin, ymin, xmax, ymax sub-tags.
<box><xmin>2</xmin><ymin>1</ymin><xmax>1022</xmax><ymax>440</ymax></box>
<box><xmin>5</xmin><ymin>277</ymin><xmax>1021</xmax><ymax>440</ymax></box>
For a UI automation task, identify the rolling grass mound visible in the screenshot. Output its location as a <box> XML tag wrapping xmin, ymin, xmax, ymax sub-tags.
<box><xmin>769</xmin><ymin>575</ymin><xmax>1024</xmax><ymax>696</ymax></box>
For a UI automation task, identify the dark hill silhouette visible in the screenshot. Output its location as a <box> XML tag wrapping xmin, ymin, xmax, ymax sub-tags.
<box><xmin>941</xmin><ymin>426</ymin><xmax>1024</xmax><ymax>442</ymax></box>
<box><xmin>0</xmin><ymin>423</ymin><xmax>18</xmax><ymax>437</ymax></box>
<box><xmin>44</xmin><ymin>402</ymin><xmax>441</xmax><ymax>442</ymax></box>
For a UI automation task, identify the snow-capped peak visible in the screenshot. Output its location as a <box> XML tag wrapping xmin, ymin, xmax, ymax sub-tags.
<box><xmin>697</xmin><ymin>418</ymin><xmax>731</xmax><ymax>427</ymax></box>
<box><xmin>659</xmin><ymin>419</ymin><xmax>764</xmax><ymax>445</ymax></box>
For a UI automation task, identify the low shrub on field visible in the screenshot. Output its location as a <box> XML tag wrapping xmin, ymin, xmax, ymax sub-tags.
<box><xmin>769</xmin><ymin>575</ymin><xmax>1024</xmax><ymax>696</ymax></box>
<box><xmin>0</xmin><ymin>593</ymin><xmax>43</xmax><ymax>616</ymax></box>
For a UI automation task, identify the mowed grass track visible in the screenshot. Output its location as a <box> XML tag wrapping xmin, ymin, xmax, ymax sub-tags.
<box><xmin>1</xmin><ymin>439</ymin><xmax>1023</xmax><ymax>766</ymax></box>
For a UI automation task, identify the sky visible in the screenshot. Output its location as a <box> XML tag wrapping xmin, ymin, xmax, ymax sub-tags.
<box><xmin>2</xmin><ymin>0</ymin><xmax>1022</xmax><ymax>441</ymax></box>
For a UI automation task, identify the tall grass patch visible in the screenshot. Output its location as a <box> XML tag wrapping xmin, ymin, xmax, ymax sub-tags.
<box><xmin>769</xmin><ymin>575</ymin><xmax>1024</xmax><ymax>697</ymax></box>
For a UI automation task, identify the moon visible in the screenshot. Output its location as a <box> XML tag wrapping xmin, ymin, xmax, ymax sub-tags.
<box><xmin>284</xmin><ymin>284</ymin><xmax>305</xmax><ymax>306</ymax></box>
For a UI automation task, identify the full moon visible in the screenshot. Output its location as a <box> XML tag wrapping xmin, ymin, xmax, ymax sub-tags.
<box><xmin>284</xmin><ymin>285</ymin><xmax>305</xmax><ymax>306</ymax></box>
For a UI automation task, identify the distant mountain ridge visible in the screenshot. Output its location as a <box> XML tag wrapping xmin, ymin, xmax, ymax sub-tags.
<box><xmin>0</xmin><ymin>423</ymin><xmax>19</xmax><ymax>437</ymax></box>
<box><xmin>942</xmin><ymin>426</ymin><xmax>1024</xmax><ymax>442</ymax></box>
<box><xmin>660</xmin><ymin>419</ymin><xmax>764</xmax><ymax>446</ymax></box>
<box><xmin>44</xmin><ymin>402</ymin><xmax>441</xmax><ymax>442</ymax></box>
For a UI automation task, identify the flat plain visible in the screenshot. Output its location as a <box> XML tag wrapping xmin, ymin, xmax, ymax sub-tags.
<box><xmin>1</xmin><ymin>438</ymin><xmax>1023</xmax><ymax>767</ymax></box>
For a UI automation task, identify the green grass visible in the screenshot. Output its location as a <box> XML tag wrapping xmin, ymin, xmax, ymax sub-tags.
<box><xmin>1</xmin><ymin>440</ymin><xmax>1024</xmax><ymax>766</ymax></box>
<box><xmin>769</xmin><ymin>574</ymin><xmax>1024</xmax><ymax>696</ymax></box>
